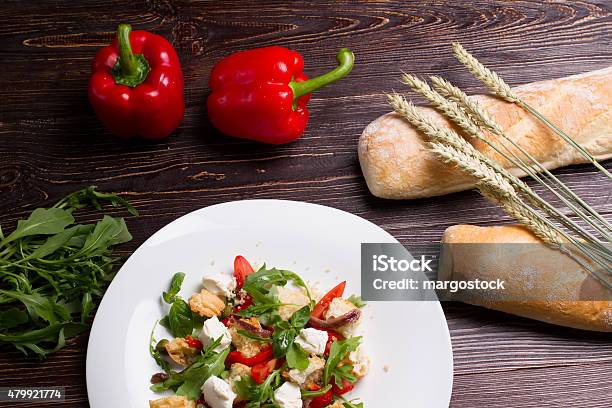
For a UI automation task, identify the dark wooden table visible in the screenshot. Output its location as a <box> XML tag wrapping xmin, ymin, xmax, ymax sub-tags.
<box><xmin>1</xmin><ymin>1</ymin><xmax>611</xmax><ymax>407</ymax></box>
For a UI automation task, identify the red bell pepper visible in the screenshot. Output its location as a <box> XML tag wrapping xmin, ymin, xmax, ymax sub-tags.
<box><xmin>311</xmin><ymin>281</ymin><xmax>346</xmax><ymax>319</ymax></box>
<box><xmin>207</xmin><ymin>46</ymin><xmax>354</xmax><ymax>144</ymax></box>
<box><xmin>226</xmin><ymin>344</ymin><xmax>274</xmax><ymax>367</ymax></box>
<box><xmin>89</xmin><ymin>24</ymin><xmax>184</xmax><ymax>140</ymax></box>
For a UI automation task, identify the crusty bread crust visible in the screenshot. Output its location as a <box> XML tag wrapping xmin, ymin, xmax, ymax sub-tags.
<box><xmin>440</xmin><ymin>224</ymin><xmax>611</xmax><ymax>332</ymax></box>
<box><xmin>359</xmin><ymin>67</ymin><xmax>612</xmax><ymax>199</ymax></box>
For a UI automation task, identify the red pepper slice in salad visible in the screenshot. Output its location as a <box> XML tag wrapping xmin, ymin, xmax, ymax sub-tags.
<box><xmin>234</xmin><ymin>255</ymin><xmax>255</xmax><ymax>289</ymax></box>
<box><xmin>311</xmin><ymin>281</ymin><xmax>346</xmax><ymax>319</ymax></box>
<box><xmin>226</xmin><ymin>344</ymin><xmax>274</xmax><ymax>367</ymax></box>
<box><xmin>251</xmin><ymin>358</ymin><xmax>278</xmax><ymax>384</ymax></box>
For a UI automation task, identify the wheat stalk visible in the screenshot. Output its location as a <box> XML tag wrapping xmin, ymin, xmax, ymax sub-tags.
<box><xmin>452</xmin><ymin>42</ymin><xmax>612</xmax><ymax>179</ymax></box>
<box><xmin>429</xmin><ymin>75</ymin><xmax>612</xmax><ymax>241</ymax></box>
<box><xmin>476</xmin><ymin>183</ymin><xmax>561</xmax><ymax>246</ymax></box>
<box><xmin>388</xmin><ymin>83</ymin><xmax>611</xmax><ymax>287</ymax></box>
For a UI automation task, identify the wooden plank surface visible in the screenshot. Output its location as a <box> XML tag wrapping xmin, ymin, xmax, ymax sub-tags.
<box><xmin>0</xmin><ymin>1</ymin><xmax>610</xmax><ymax>407</ymax></box>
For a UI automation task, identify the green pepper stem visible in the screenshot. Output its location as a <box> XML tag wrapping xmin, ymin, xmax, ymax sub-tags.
<box><xmin>112</xmin><ymin>24</ymin><xmax>150</xmax><ymax>87</ymax></box>
<box><xmin>117</xmin><ymin>24</ymin><xmax>138</xmax><ymax>77</ymax></box>
<box><xmin>289</xmin><ymin>48</ymin><xmax>355</xmax><ymax>100</ymax></box>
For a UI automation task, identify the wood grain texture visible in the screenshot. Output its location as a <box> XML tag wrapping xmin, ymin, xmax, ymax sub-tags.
<box><xmin>0</xmin><ymin>1</ymin><xmax>611</xmax><ymax>407</ymax></box>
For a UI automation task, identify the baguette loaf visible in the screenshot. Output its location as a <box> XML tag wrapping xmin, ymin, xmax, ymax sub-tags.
<box><xmin>439</xmin><ymin>224</ymin><xmax>611</xmax><ymax>332</ymax></box>
<box><xmin>359</xmin><ymin>67</ymin><xmax>612</xmax><ymax>199</ymax></box>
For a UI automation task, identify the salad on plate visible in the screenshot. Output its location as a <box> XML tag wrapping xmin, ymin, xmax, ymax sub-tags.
<box><xmin>149</xmin><ymin>256</ymin><xmax>369</xmax><ymax>408</ymax></box>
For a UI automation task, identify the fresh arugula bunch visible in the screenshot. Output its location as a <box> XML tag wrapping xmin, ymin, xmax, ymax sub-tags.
<box><xmin>0</xmin><ymin>186</ymin><xmax>135</xmax><ymax>357</ymax></box>
<box><xmin>151</xmin><ymin>337</ymin><xmax>229</xmax><ymax>400</ymax></box>
<box><xmin>324</xmin><ymin>336</ymin><xmax>362</xmax><ymax>387</ymax></box>
<box><xmin>234</xmin><ymin>368</ymin><xmax>282</xmax><ymax>407</ymax></box>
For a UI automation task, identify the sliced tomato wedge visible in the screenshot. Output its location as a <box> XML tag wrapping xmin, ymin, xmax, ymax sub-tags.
<box><xmin>332</xmin><ymin>379</ymin><xmax>355</xmax><ymax>395</ymax></box>
<box><xmin>324</xmin><ymin>330</ymin><xmax>344</xmax><ymax>355</ymax></box>
<box><xmin>234</xmin><ymin>255</ymin><xmax>255</xmax><ymax>289</ymax></box>
<box><xmin>251</xmin><ymin>358</ymin><xmax>277</xmax><ymax>384</ymax></box>
<box><xmin>310</xmin><ymin>391</ymin><xmax>332</xmax><ymax>408</ymax></box>
<box><xmin>311</xmin><ymin>281</ymin><xmax>346</xmax><ymax>319</ymax></box>
<box><xmin>226</xmin><ymin>344</ymin><xmax>273</xmax><ymax>367</ymax></box>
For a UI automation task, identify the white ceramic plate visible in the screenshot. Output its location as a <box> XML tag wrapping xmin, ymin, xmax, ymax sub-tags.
<box><xmin>87</xmin><ymin>200</ymin><xmax>453</xmax><ymax>407</ymax></box>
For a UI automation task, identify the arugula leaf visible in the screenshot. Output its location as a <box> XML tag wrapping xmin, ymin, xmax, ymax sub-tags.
<box><xmin>331</xmin><ymin>364</ymin><xmax>357</xmax><ymax>387</ymax></box>
<box><xmin>81</xmin><ymin>292</ymin><xmax>93</xmax><ymax>323</ymax></box>
<box><xmin>149</xmin><ymin>321</ymin><xmax>171</xmax><ymax>373</ymax></box>
<box><xmin>234</xmin><ymin>302</ymin><xmax>283</xmax><ymax>319</ymax></box>
<box><xmin>290</xmin><ymin>305</ymin><xmax>311</xmax><ymax>328</ymax></box>
<box><xmin>323</xmin><ymin>336</ymin><xmax>362</xmax><ymax>385</ymax></box>
<box><xmin>2</xmin><ymin>208</ymin><xmax>74</xmax><ymax>244</ymax></box>
<box><xmin>338</xmin><ymin>395</ymin><xmax>365</xmax><ymax>408</ymax></box>
<box><xmin>237</xmin><ymin>330</ymin><xmax>271</xmax><ymax>343</ymax></box>
<box><xmin>79</xmin><ymin>216</ymin><xmax>131</xmax><ymax>255</ymax></box>
<box><xmin>0</xmin><ymin>322</ymin><xmax>87</xmax><ymax>357</ymax></box>
<box><xmin>0</xmin><ymin>308</ymin><xmax>29</xmax><ymax>329</ymax></box>
<box><xmin>176</xmin><ymin>347</ymin><xmax>229</xmax><ymax>400</ymax></box>
<box><xmin>235</xmin><ymin>369</ymin><xmax>281</xmax><ymax>406</ymax></box>
<box><xmin>286</xmin><ymin>342</ymin><xmax>309</xmax><ymax>370</ymax></box>
<box><xmin>301</xmin><ymin>384</ymin><xmax>332</xmax><ymax>399</ymax></box>
<box><xmin>347</xmin><ymin>295</ymin><xmax>366</xmax><ymax>308</ymax></box>
<box><xmin>0</xmin><ymin>290</ymin><xmax>70</xmax><ymax>324</ymax></box>
<box><xmin>243</xmin><ymin>265</ymin><xmax>313</xmax><ymax>303</ymax></box>
<box><xmin>163</xmin><ymin>272</ymin><xmax>185</xmax><ymax>304</ymax></box>
<box><xmin>152</xmin><ymin>345</ymin><xmax>230</xmax><ymax>400</ymax></box>
<box><xmin>29</xmin><ymin>227</ymin><xmax>79</xmax><ymax>259</ymax></box>
<box><xmin>167</xmin><ymin>299</ymin><xmax>193</xmax><ymax>338</ymax></box>
<box><xmin>271</xmin><ymin>305</ymin><xmax>312</xmax><ymax>359</ymax></box>
<box><xmin>53</xmin><ymin>185</ymin><xmax>138</xmax><ymax>216</ymax></box>
<box><xmin>272</xmin><ymin>328</ymin><xmax>295</xmax><ymax>358</ymax></box>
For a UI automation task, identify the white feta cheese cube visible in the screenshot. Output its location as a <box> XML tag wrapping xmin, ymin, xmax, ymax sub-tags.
<box><xmin>201</xmin><ymin>376</ymin><xmax>235</xmax><ymax>408</ymax></box>
<box><xmin>273</xmin><ymin>382</ymin><xmax>302</xmax><ymax>408</ymax></box>
<box><xmin>294</xmin><ymin>328</ymin><xmax>328</xmax><ymax>355</ymax></box>
<box><xmin>202</xmin><ymin>271</ymin><xmax>237</xmax><ymax>299</ymax></box>
<box><xmin>200</xmin><ymin>316</ymin><xmax>231</xmax><ymax>352</ymax></box>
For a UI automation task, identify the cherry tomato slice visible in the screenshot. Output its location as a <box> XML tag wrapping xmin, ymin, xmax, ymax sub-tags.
<box><xmin>234</xmin><ymin>255</ymin><xmax>255</xmax><ymax>289</ymax></box>
<box><xmin>184</xmin><ymin>335</ymin><xmax>203</xmax><ymax>350</ymax></box>
<box><xmin>251</xmin><ymin>358</ymin><xmax>277</xmax><ymax>384</ymax></box>
<box><xmin>324</xmin><ymin>330</ymin><xmax>344</xmax><ymax>355</ymax></box>
<box><xmin>332</xmin><ymin>379</ymin><xmax>355</xmax><ymax>395</ymax></box>
<box><xmin>310</xmin><ymin>391</ymin><xmax>332</xmax><ymax>408</ymax></box>
<box><xmin>311</xmin><ymin>281</ymin><xmax>346</xmax><ymax>319</ymax></box>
